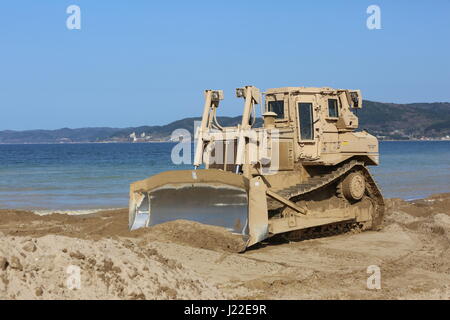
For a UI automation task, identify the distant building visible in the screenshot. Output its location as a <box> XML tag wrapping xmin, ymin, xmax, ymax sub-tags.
<box><xmin>129</xmin><ymin>132</ymin><xmax>137</xmax><ymax>142</ymax></box>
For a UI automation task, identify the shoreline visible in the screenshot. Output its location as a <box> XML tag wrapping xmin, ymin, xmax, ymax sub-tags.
<box><xmin>2</xmin><ymin>190</ymin><xmax>447</xmax><ymax>215</ymax></box>
<box><xmin>31</xmin><ymin>207</ymin><xmax>123</xmax><ymax>216</ymax></box>
<box><xmin>1</xmin><ymin>139</ymin><xmax>450</xmax><ymax>145</ymax></box>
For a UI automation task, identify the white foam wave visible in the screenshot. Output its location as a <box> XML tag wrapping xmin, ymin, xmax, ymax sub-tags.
<box><xmin>32</xmin><ymin>208</ymin><xmax>122</xmax><ymax>216</ymax></box>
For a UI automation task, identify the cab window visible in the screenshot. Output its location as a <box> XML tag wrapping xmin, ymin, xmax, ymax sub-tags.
<box><xmin>268</xmin><ymin>101</ymin><xmax>284</xmax><ymax>119</ymax></box>
<box><xmin>298</xmin><ymin>102</ymin><xmax>314</xmax><ymax>140</ymax></box>
<box><xmin>328</xmin><ymin>99</ymin><xmax>339</xmax><ymax>118</ymax></box>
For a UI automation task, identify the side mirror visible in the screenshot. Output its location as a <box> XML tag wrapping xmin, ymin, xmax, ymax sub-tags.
<box><xmin>347</xmin><ymin>90</ymin><xmax>362</xmax><ymax>109</ymax></box>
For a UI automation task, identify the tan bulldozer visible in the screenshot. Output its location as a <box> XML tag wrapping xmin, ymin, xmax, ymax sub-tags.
<box><xmin>129</xmin><ymin>86</ymin><xmax>384</xmax><ymax>250</ymax></box>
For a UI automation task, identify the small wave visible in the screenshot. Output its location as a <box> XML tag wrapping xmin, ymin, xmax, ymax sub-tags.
<box><xmin>32</xmin><ymin>208</ymin><xmax>122</xmax><ymax>216</ymax></box>
<box><xmin>405</xmin><ymin>196</ymin><xmax>424</xmax><ymax>201</ymax></box>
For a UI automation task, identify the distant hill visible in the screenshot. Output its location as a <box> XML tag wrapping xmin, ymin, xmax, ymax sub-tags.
<box><xmin>358</xmin><ymin>101</ymin><xmax>450</xmax><ymax>139</ymax></box>
<box><xmin>1</xmin><ymin>100</ymin><xmax>449</xmax><ymax>143</ymax></box>
<box><xmin>0</xmin><ymin>127</ymin><xmax>122</xmax><ymax>144</ymax></box>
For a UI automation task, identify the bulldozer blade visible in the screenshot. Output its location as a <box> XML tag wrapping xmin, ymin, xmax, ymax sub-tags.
<box><xmin>136</xmin><ymin>184</ymin><xmax>248</xmax><ymax>232</ymax></box>
<box><xmin>129</xmin><ymin>169</ymin><xmax>253</xmax><ymax>248</ymax></box>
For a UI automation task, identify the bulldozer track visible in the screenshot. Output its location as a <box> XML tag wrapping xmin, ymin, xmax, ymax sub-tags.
<box><xmin>267</xmin><ymin>160</ymin><xmax>385</xmax><ymax>240</ymax></box>
<box><xmin>270</xmin><ymin>160</ymin><xmax>364</xmax><ymax>202</ymax></box>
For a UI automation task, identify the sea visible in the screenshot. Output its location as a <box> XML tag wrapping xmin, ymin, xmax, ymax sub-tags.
<box><xmin>0</xmin><ymin>141</ymin><xmax>449</xmax><ymax>213</ymax></box>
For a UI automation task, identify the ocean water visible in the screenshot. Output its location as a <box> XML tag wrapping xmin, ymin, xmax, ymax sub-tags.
<box><xmin>0</xmin><ymin>141</ymin><xmax>449</xmax><ymax>211</ymax></box>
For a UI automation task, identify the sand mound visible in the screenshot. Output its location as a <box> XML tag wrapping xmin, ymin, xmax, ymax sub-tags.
<box><xmin>387</xmin><ymin>202</ymin><xmax>450</xmax><ymax>242</ymax></box>
<box><xmin>1</xmin><ymin>193</ymin><xmax>450</xmax><ymax>300</ymax></box>
<box><xmin>139</xmin><ymin>220</ymin><xmax>247</xmax><ymax>253</ymax></box>
<box><xmin>401</xmin><ymin>194</ymin><xmax>450</xmax><ymax>218</ymax></box>
<box><xmin>425</xmin><ymin>213</ymin><xmax>450</xmax><ymax>240</ymax></box>
<box><xmin>381</xmin><ymin>222</ymin><xmax>405</xmax><ymax>233</ymax></box>
<box><xmin>384</xmin><ymin>198</ymin><xmax>407</xmax><ymax>212</ymax></box>
<box><xmin>386</xmin><ymin>210</ymin><xmax>420</xmax><ymax>225</ymax></box>
<box><xmin>0</xmin><ymin>235</ymin><xmax>224</xmax><ymax>300</ymax></box>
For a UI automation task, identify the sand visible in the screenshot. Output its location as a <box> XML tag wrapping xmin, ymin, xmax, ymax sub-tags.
<box><xmin>0</xmin><ymin>193</ymin><xmax>449</xmax><ymax>300</ymax></box>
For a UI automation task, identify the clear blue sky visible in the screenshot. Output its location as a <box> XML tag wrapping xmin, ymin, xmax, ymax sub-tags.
<box><xmin>0</xmin><ymin>0</ymin><xmax>449</xmax><ymax>130</ymax></box>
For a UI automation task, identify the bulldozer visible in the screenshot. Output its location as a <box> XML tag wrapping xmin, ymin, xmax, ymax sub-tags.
<box><xmin>129</xmin><ymin>86</ymin><xmax>384</xmax><ymax>250</ymax></box>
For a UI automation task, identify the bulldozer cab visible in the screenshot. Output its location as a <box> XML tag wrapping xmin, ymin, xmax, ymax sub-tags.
<box><xmin>264</xmin><ymin>87</ymin><xmax>367</xmax><ymax>165</ymax></box>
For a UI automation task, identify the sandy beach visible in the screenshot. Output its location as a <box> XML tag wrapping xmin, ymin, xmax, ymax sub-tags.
<box><xmin>0</xmin><ymin>193</ymin><xmax>449</xmax><ymax>300</ymax></box>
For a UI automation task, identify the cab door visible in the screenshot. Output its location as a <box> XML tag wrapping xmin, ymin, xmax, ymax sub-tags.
<box><xmin>295</xmin><ymin>95</ymin><xmax>320</xmax><ymax>160</ymax></box>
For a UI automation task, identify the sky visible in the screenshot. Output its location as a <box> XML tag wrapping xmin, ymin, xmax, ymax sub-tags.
<box><xmin>0</xmin><ymin>0</ymin><xmax>449</xmax><ymax>130</ymax></box>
